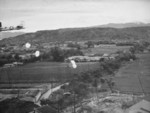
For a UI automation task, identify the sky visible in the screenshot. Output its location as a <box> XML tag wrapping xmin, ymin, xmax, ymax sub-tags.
<box><xmin>0</xmin><ymin>0</ymin><xmax>150</xmax><ymax>32</ymax></box>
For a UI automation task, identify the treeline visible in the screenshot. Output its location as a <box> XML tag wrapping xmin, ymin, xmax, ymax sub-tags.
<box><xmin>129</xmin><ymin>41</ymin><xmax>150</xmax><ymax>53</ymax></box>
<box><xmin>0</xmin><ymin>41</ymin><xmax>149</xmax><ymax>67</ymax></box>
<box><xmin>116</xmin><ymin>41</ymin><xmax>150</xmax><ymax>48</ymax></box>
<box><xmin>0</xmin><ymin>53</ymin><xmax>20</xmax><ymax>67</ymax></box>
<box><xmin>0</xmin><ymin>47</ymin><xmax>83</xmax><ymax>67</ymax></box>
<box><xmin>41</xmin><ymin>47</ymin><xmax>83</xmax><ymax>62</ymax></box>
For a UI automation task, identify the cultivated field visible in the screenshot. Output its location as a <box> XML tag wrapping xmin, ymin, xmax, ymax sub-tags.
<box><xmin>83</xmin><ymin>45</ymin><xmax>131</xmax><ymax>55</ymax></box>
<box><xmin>114</xmin><ymin>53</ymin><xmax>150</xmax><ymax>95</ymax></box>
<box><xmin>0</xmin><ymin>62</ymin><xmax>99</xmax><ymax>87</ymax></box>
<box><xmin>0</xmin><ymin>45</ymin><xmax>132</xmax><ymax>89</ymax></box>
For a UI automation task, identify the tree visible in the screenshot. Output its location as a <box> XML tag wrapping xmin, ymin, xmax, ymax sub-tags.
<box><xmin>51</xmin><ymin>47</ymin><xmax>65</xmax><ymax>62</ymax></box>
<box><xmin>14</xmin><ymin>53</ymin><xmax>20</xmax><ymax>61</ymax></box>
<box><xmin>85</xmin><ymin>41</ymin><xmax>94</xmax><ymax>48</ymax></box>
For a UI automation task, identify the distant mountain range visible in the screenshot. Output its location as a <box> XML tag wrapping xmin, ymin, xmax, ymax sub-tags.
<box><xmin>0</xmin><ymin>22</ymin><xmax>150</xmax><ymax>46</ymax></box>
<box><xmin>97</xmin><ymin>22</ymin><xmax>150</xmax><ymax>28</ymax></box>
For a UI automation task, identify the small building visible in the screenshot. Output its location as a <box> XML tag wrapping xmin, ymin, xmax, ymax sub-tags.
<box><xmin>103</xmin><ymin>53</ymin><xmax>109</xmax><ymax>57</ymax></box>
<box><xmin>3</xmin><ymin>63</ymin><xmax>15</xmax><ymax>68</ymax></box>
<box><xmin>13</xmin><ymin>62</ymin><xmax>24</xmax><ymax>66</ymax></box>
<box><xmin>143</xmin><ymin>50</ymin><xmax>149</xmax><ymax>53</ymax></box>
<box><xmin>19</xmin><ymin>54</ymin><xmax>32</xmax><ymax>60</ymax></box>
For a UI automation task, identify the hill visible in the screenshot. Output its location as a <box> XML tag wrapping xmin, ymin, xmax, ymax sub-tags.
<box><xmin>0</xmin><ymin>26</ymin><xmax>150</xmax><ymax>46</ymax></box>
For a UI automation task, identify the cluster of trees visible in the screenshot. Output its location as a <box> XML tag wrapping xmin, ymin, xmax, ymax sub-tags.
<box><xmin>0</xmin><ymin>46</ymin><xmax>84</xmax><ymax>66</ymax></box>
<box><xmin>67</xmin><ymin>42</ymin><xmax>81</xmax><ymax>50</ymax></box>
<box><xmin>129</xmin><ymin>41</ymin><xmax>150</xmax><ymax>53</ymax></box>
<box><xmin>41</xmin><ymin>47</ymin><xmax>83</xmax><ymax>62</ymax></box>
<box><xmin>85</xmin><ymin>41</ymin><xmax>95</xmax><ymax>48</ymax></box>
<box><xmin>0</xmin><ymin>52</ymin><xmax>42</xmax><ymax>66</ymax></box>
<box><xmin>0</xmin><ymin>98</ymin><xmax>38</xmax><ymax>113</ymax></box>
<box><xmin>0</xmin><ymin>53</ymin><xmax>20</xmax><ymax>67</ymax></box>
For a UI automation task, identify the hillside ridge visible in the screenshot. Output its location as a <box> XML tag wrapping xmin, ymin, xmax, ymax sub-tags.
<box><xmin>0</xmin><ymin>26</ymin><xmax>150</xmax><ymax>45</ymax></box>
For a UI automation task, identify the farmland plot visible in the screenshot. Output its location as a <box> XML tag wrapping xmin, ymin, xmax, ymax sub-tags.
<box><xmin>0</xmin><ymin>62</ymin><xmax>99</xmax><ymax>87</ymax></box>
<box><xmin>83</xmin><ymin>45</ymin><xmax>131</xmax><ymax>55</ymax></box>
<box><xmin>114</xmin><ymin>53</ymin><xmax>150</xmax><ymax>95</ymax></box>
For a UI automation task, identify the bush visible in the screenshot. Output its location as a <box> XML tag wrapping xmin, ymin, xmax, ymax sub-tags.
<box><xmin>116</xmin><ymin>51</ymin><xmax>136</xmax><ymax>62</ymax></box>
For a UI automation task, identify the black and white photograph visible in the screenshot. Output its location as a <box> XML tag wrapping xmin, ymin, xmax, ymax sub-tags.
<box><xmin>0</xmin><ymin>0</ymin><xmax>150</xmax><ymax>113</ymax></box>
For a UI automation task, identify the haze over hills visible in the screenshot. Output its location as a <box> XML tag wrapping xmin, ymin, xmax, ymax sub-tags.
<box><xmin>97</xmin><ymin>22</ymin><xmax>150</xmax><ymax>28</ymax></box>
<box><xmin>0</xmin><ymin>31</ymin><xmax>25</xmax><ymax>40</ymax></box>
<box><xmin>0</xmin><ymin>23</ymin><xmax>150</xmax><ymax>46</ymax></box>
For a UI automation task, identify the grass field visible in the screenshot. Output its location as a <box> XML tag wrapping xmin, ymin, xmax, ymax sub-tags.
<box><xmin>114</xmin><ymin>53</ymin><xmax>150</xmax><ymax>95</ymax></box>
<box><xmin>0</xmin><ymin>62</ymin><xmax>99</xmax><ymax>86</ymax></box>
<box><xmin>83</xmin><ymin>45</ymin><xmax>131</xmax><ymax>55</ymax></box>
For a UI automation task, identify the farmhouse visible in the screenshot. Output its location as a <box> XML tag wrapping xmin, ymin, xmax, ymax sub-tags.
<box><xmin>19</xmin><ymin>53</ymin><xmax>33</xmax><ymax>60</ymax></box>
<box><xmin>13</xmin><ymin>62</ymin><xmax>24</xmax><ymax>66</ymax></box>
<box><xmin>66</xmin><ymin>55</ymin><xmax>103</xmax><ymax>62</ymax></box>
<box><xmin>66</xmin><ymin>53</ymin><xmax>119</xmax><ymax>62</ymax></box>
<box><xmin>103</xmin><ymin>53</ymin><xmax>109</xmax><ymax>57</ymax></box>
<box><xmin>3</xmin><ymin>63</ymin><xmax>15</xmax><ymax>68</ymax></box>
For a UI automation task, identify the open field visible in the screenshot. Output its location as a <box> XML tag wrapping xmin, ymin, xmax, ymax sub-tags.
<box><xmin>0</xmin><ymin>45</ymin><xmax>132</xmax><ymax>89</ymax></box>
<box><xmin>83</xmin><ymin>45</ymin><xmax>131</xmax><ymax>55</ymax></box>
<box><xmin>0</xmin><ymin>62</ymin><xmax>99</xmax><ymax>87</ymax></box>
<box><xmin>114</xmin><ymin>53</ymin><xmax>150</xmax><ymax>95</ymax></box>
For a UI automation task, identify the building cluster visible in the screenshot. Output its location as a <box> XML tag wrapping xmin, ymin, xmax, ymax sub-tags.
<box><xmin>3</xmin><ymin>62</ymin><xmax>24</xmax><ymax>68</ymax></box>
<box><xmin>65</xmin><ymin>53</ymin><xmax>118</xmax><ymax>62</ymax></box>
<box><xmin>63</xmin><ymin>93</ymin><xmax>150</xmax><ymax>113</ymax></box>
